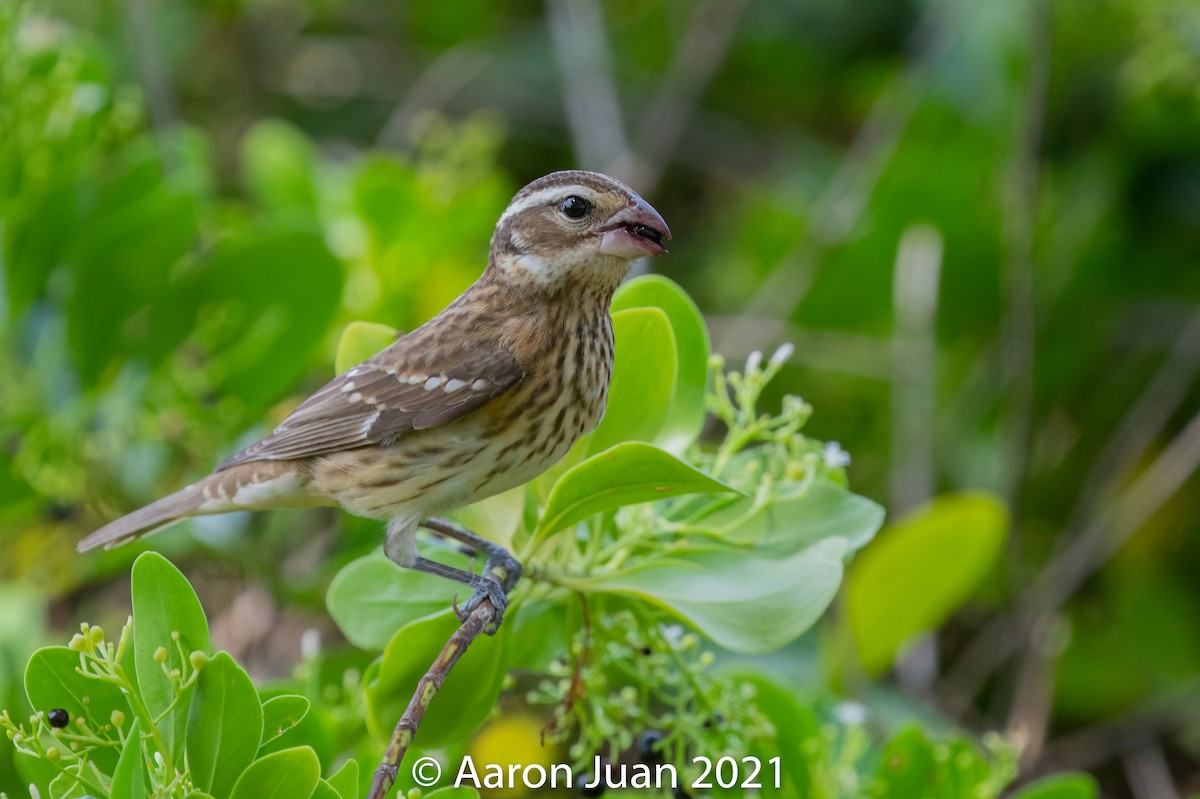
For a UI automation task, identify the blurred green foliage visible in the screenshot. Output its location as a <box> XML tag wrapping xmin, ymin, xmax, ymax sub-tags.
<box><xmin>2</xmin><ymin>0</ymin><xmax>1199</xmax><ymax>796</ymax></box>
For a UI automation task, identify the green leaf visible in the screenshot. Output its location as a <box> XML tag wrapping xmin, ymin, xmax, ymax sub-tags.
<box><xmin>187</xmin><ymin>652</ymin><xmax>264</xmax><ymax>799</ymax></box>
<box><xmin>532</xmin><ymin>442</ymin><xmax>739</xmax><ymax>542</ymax></box>
<box><xmin>425</xmin><ymin>789</ymin><xmax>481</xmax><ymax>799</ymax></box>
<box><xmin>364</xmin><ymin>610</ymin><xmax>506</xmax><ymax>747</ymax></box>
<box><xmin>110</xmin><ymin>719</ymin><xmax>147</xmax><ymax>799</ymax></box>
<box><xmin>229</xmin><ymin>746</ymin><xmax>321</xmax><ymax>799</ymax></box>
<box><xmin>24</xmin><ymin>647</ymin><xmax>127</xmax><ymax>772</ymax></box>
<box><xmin>326</xmin><ymin>758</ymin><xmax>359</xmax><ymax>799</ymax></box>
<box><xmin>873</xmin><ymin>726</ymin><xmax>937</xmax><ymax>798</ymax></box>
<box><xmin>260</xmin><ymin>695</ymin><xmax>311</xmax><ymax>748</ymax></box>
<box><xmin>241</xmin><ymin>120</ymin><xmax>319</xmax><ymax>213</ymax></box>
<box><xmin>131</xmin><ymin>552</ymin><xmax>211</xmax><ymax>768</ymax></box>
<box><xmin>731</xmin><ymin>672</ymin><xmax>821</xmax><ymax>798</ymax></box>
<box><xmin>504</xmin><ymin>598</ymin><xmax>569</xmax><ymax>673</ymax></box>
<box><xmin>611</xmin><ymin>275</ymin><xmax>711</xmax><ymax>453</ymax></box>
<box><xmin>193</xmin><ymin>227</ymin><xmax>344</xmax><ymax>408</ymax></box>
<box><xmin>686</xmin><ymin>479</ymin><xmax>884</xmax><ymax>554</ymax></box>
<box><xmin>585</xmin><ymin>307</ymin><xmax>677</xmax><ymax>455</ymax></box>
<box><xmin>581</xmin><ymin>538</ymin><xmax>848</xmax><ymax>653</ymax></box>
<box><xmin>327</xmin><ymin>553</ymin><xmax>454</xmax><ymax>651</ymax></box>
<box><xmin>334</xmin><ymin>321</ymin><xmax>400</xmax><ymax>374</ymax></box>
<box><xmin>310</xmin><ymin>781</ymin><xmax>342</xmax><ymax>799</ymax></box>
<box><xmin>1009</xmin><ymin>774</ymin><xmax>1099</xmax><ymax>799</ymax></box>
<box><xmin>847</xmin><ymin>492</ymin><xmax>1008</xmax><ymax>674</ymax></box>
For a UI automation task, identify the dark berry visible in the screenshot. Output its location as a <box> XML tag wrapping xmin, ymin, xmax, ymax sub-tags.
<box><xmin>641</xmin><ymin>646</ymin><xmax>653</xmax><ymax>656</ymax></box>
<box><xmin>47</xmin><ymin>708</ymin><xmax>69</xmax><ymax>728</ymax></box>
<box><xmin>702</xmin><ymin>712</ymin><xmax>725</xmax><ymax>730</ymax></box>
<box><xmin>637</xmin><ymin>729</ymin><xmax>665</xmax><ymax>763</ymax></box>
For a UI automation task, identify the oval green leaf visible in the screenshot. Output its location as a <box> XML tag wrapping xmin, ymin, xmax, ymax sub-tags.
<box><xmin>581</xmin><ymin>538</ymin><xmax>848</xmax><ymax>653</ymax></box>
<box><xmin>334</xmin><ymin>321</ymin><xmax>400</xmax><ymax>374</ymax></box>
<box><xmin>260</xmin><ymin>695</ymin><xmax>311</xmax><ymax>748</ymax></box>
<box><xmin>327</xmin><ymin>553</ymin><xmax>455</xmax><ymax>651</ymax></box>
<box><xmin>533</xmin><ymin>442</ymin><xmax>739</xmax><ymax>542</ymax></box>
<box><xmin>187</xmin><ymin>652</ymin><xmax>264</xmax><ymax>799</ymax></box>
<box><xmin>326</xmin><ymin>758</ymin><xmax>359</xmax><ymax>799</ymax></box>
<box><xmin>310</xmin><ymin>781</ymin><xmax>342</xmax><ymax>799</ymax></box>
<box><xmin>585</xmin><ymin>307</ymin><xmax>677</xmax><ymax>455</ymax></box>
<box><xmin>1009</xmin><ymin>774</ymin><xmax>1099</xmax><ymax>799</ymax></box>
<box><xmin>364</xmin><ymin>610</ymin><xmax>506</xmax><ymax>747</ymax></box>
<box><xmin>847</xmin><ymin>492</ymin><xmax>1008</xmax><ymax>675</ymax></box>
<box><xmin>611</xmin><ymin>275</ymin><xmax>710</xmax><ymax>454</ymax></box>
<box><xmin>686</xmin><ymin>479</ymin><xmax>884</xmax><ymax>554</ymax></box>
<box><xmin>229</xmin><ymin>746</ymin><xmax>321</xmax><ymax>799</ymax></box>
<box><xmin>24</xmin><ymin>646</ymin><xmax>127</xmax><ymax>772</ymax></box>
<box><xmin>132</xmin><ymin>552</ymin><xmax>211</xmax><ymax>766</ymax></box>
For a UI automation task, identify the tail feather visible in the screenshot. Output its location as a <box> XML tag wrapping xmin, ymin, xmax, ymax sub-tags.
<box><xmin>77</xmin><ymin>462</ymin><xmax>317</xmax><ymax>552</ymax></box>
<box><xmin>78</xmin><ymin>484</ymin><xmax>207</xmax><ymax>551</ymax></box>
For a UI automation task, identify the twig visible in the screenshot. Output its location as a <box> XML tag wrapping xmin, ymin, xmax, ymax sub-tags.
<box><xmin>888</xmin><ymin>225</ymin><xmax>943</xmax><ymax>697</ymax></box>
<box><xmin>1031</xmin><ymin>678</ymin><xmax>1200</xmax><ymax>775</ymax></box>
<box><xmin>630</xmin><ymin>0</ymin><xmax>751</xmax><ymax>194</ymax></box>
<box><xmin>997</xmin><ymin>0</ymin><xmax>1051</xmax><ymax>514</ymax></box>
<box><xmin>122</xmin><ymin>0</ymin><xmax>181</xmax><ymax>177</ymax></box>
<box><xmin>940</xmin><ymin>404</ymin><xmax>1200</xmax><ymax>717</ymax></box>
<box><xmin>743</xmin><ymin>0</ymin><xmax>973</xmax><ymax>320</ymax></box>
<box><xmin>544</xmin><ymin>0</ymin><xmax>629</xmax><ymax>173</ymax></box>
<box><xmin>1123</xmin><ymin>742</ymin><xmax>1181</xmax><ymax>799</ymax></box>
<box><xmin>377</xmin><ymin>48</ymin><xmax>490</xmax><ymax>150</ymax></box>
<box><xmin>366</xmin><ymin>560</ymin><xmax>517</xmax><ymax>799</ymax></box>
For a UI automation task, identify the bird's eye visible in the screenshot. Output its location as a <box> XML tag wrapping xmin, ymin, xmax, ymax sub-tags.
<box><xmin>559</xmin><ymin>195</ymin><xmax>591</xmax><ymax>219</ymax></box>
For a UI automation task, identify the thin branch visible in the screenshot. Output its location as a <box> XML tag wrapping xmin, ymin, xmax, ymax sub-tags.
<box><xmin>366</xmin><ymin>560</ymin><xmax>517</xmax><ymax>799</ymax></box>
<box><xmin>743</xmin><ymin>0</ymin><xmax>972</xmax><ymax>320</ymax></box>
<box><xmin>123</xmin><ymin>0</ymin><xmax>181</xmax><ymax>176</ymax></box>
<box><xmin>629</xmin><ymin>0</ymin><xmax>751</xmax><ymax>194</ymax></box>
<box><xmin>1032</xmin><ymin>678</ymin><xmax>1200</xmax><ymax>775</ymax></box>
<box><xmin>998</xmin><ymin>0</ymin><xmax>1051</xmax><ymax>514</ymax></box>
<box><xmin>544</xmin><ymin>0</ymin><xmax>629</xmax><ymax>173</ymax></box>
<box><xmin>1123</xmin><ymin>742</ymin><xmax>1181</xmax><ymax>799</ymax></box>
<box><xmin>377</xmin><ymin>48</ymin><xmax>490</xmax><ymax>150</ymax></box>
<box><xmin>940</xmin><ymin>403</ymin><xmax>1200</xmax><ymax>717</ymax></box>
<box><xmin>889</xmin><ymin>225</ymin><xmax>943</xmax><ymax>697</ymax></box>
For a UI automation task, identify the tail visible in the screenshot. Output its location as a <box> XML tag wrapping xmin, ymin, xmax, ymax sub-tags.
<box><xmin>78</xmin><ymin>462</ymin><xmax>317</xmax><ymax>552</ymax></box>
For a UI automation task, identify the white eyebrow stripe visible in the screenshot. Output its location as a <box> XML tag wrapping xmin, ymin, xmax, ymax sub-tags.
<box><xmin>496</xmin><ymin>185</ymin><xmax>599</xmax><ymax>226</ymax></box>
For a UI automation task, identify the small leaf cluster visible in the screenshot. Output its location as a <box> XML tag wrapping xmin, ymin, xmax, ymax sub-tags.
<box><xmin>0</xmin><ymin>553</ymin><xmax>352</xmax><ymax>799</ymax></box>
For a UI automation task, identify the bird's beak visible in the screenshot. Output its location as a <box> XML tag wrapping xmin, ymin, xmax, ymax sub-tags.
<box><xmin>599</xmin><ymin>194</ymin><xmax>672</xmax><ymax>258</ymax></box>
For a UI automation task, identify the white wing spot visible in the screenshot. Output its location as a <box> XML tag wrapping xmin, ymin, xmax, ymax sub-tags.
<box><xmin>444</xmin><ymin>378</ymin><xmax>466</xmax><ymax>393</ymax></box>
<box><xmin>349</xmin><ymin>392</ymin><xmax>363</xmax><ymax>403</ymax></box>
<box><xmin>341</xmin><ymin>381</ymin><xmax>356</xmax><ymax>393</ymax></box>
<box><xmin>470</xmin><ymin>379</ymin><xmax>489</xmax><ymax>391</ymax></box>
<box><xmin>424</xmin><ymin>376</ymin><xmax>443</xmax><ymax>391</ymax></box>
<box><xmin>359</xmin><ymin>410</ymin><xmax>381</xmax><ymax>436</ymax></box>
<box><xmin>406</xmin><ymin>374</ymin><xmax>427</xmax><ymax>385</ymax></box>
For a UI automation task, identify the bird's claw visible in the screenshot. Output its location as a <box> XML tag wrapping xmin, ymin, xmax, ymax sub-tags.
<box><xmin>456</xmin><ymin>573</ymin><xmax>509</xmax><ymax>634</ymax></box>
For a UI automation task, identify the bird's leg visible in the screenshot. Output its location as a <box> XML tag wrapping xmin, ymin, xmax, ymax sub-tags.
<box><xmin>420</xmin><ymin>518</ymin><xmax>523</xmax><ymax>632</ymax></box>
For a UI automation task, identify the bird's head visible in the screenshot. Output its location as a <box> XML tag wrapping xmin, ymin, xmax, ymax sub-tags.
<box><xmin>488</xmin><ymin>170</ymin><xmax>671</xmax><ymax>292</ymax></box>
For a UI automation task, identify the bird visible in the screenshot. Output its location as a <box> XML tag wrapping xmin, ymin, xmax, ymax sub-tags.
<box><xmin>77</xmin><ymin>170</ymin><xmax>671</xmax><ymax>626</ymax></box>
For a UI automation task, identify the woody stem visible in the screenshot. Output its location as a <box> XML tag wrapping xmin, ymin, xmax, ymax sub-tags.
<box><xmin>365</xmin><ymin>554</ymin><xmax>517</xmax><ymax>799</ymax></box>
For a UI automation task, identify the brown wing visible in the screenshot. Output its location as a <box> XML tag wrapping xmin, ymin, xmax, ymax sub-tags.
<box><xmin>216</xmin><ymin>339</ymin><xmax>523</xmax><ymax>470</ymax></box>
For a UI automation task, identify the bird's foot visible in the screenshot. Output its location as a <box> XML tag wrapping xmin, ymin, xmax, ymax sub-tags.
<box><xmin>456</xmin><ymin>573</ymin><xmax>510</xmax><ymax>634</ymax></box>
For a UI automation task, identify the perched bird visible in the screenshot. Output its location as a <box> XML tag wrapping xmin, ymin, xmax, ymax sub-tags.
<box><xmin>78</xmin><ymin>170</ymin><xmax>671</xmax><ymax>624</ymax></box>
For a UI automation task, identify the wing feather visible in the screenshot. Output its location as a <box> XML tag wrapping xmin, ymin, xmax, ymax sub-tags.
<box><xmin>217</xmin><ymin>339</ymin><xmax>522</xmax><ymax>469</ymax></box>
